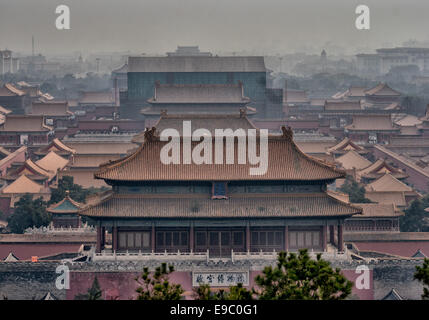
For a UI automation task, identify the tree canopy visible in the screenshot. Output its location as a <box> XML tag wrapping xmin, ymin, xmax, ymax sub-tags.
<box><xmin>49</xmin><ymin>176</ymin><xmax>89</xmax><ymax>205</ymax></box>
<box><xmin>74</xmin><ymin>277</ymin><xmax>103</xmax><ymax>300</ymax></box>
<box><xmin>400</xmin><ymin>195</ymin><xmax>429</xmax><ymax>232</ymax></box>
<box><xmin>6</xmin><ymin>194</ymin><xmax>51</xmax><ymax>234</ymax></box>
<box><xmin>414</xmin><ymin>258</ymin><xmax>429</xmax><ymax>300</ymax></box>
<box><xmin>339</xmin><ymin>175</ymin><xmax>372</xmax><ymax>203</ymax></box>
<box><xmin>254</xmin><ymin>249</ymin><xmax>352</xmax><ymax>300</ymax></box>
<box><xmin>135</xmin><ymin>263</ymin><xmax>184</xmax><ymax>300</ymax></box>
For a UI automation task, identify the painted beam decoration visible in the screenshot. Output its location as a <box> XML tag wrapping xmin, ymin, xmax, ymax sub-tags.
<box><xmin>192</xmin><ymin>271</ymin><xmax>249</xmax><ymax>287</ymax></box>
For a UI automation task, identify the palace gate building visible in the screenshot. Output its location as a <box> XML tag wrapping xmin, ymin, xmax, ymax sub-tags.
<box><xmin>80</xmin><ymin>125</ymin><xmax>361</xmax><ymax>256</ymax></box>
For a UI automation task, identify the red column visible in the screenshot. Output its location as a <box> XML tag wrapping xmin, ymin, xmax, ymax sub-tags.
<box><xmin>101</xmin><ymin>227</ymin><xmax>106</xmax><ymax>250</ymax></box>
<box><xmin>284</xmin><ymin>226</ymin><xmax>289</xmax><ymax>252</ymax></box>
<box><xmin>338</xmin><ymin>224</ymin><xmax>344</xmax><ymax>252</ymax></box>
<box><xmin>246</xmin><ymin>222</ymin><xmax>251</xmax><ymax>252</ymax></box>
<box><xmin>96</xmin><ymin>226</ymin><xmax>101</xmax><ymax>253</ymax></box>
<box><xmin>322</xmin><ymin>225</ymin><xmax>327</xmax><ymax>252</ymax></box>
<box><xmin>151</xmin><ymin>224</ymin><xmax>156</xmax><ymax>252</ymax></box>
<box><xmin>329</xmin><ymin>225</ymin><xmax>335</xmax><ymax>244</ymax></box>
<box><xmin>112</xmin><ymin>226</ymin><xmax>118</xmax><ymax>252</ymax></box>
<box><xmin>189</xmin><ymin>224</ymin><xmax>194</xmax><ymax>252</ymax></box>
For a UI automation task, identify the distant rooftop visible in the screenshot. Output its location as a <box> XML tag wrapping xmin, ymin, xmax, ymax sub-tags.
<box><xmin>128</xmin><ymin>56</ymin><xmax>266</xmax><ymax>73</ymax></box>
<box><xmin>166</xmin><ymin>46</ymin><xmax>212</xmax><ymax>57</ymax></box>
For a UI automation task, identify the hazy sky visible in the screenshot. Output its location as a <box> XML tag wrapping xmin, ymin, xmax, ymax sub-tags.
<box><xmin>1</xmin><ymin>0</ymin><xmax>429</xmax><ymax>56</ymax></box>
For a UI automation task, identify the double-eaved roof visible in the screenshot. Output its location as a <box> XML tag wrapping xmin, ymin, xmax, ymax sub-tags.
<box><xmin>79</xmin><ymin>192</ymin><xmax>360</xmax><ymax>218</ymax></box>
<box><xmin>96</xmin><ymin>127</ymin><xmax>345</xmax><ymax>182</ymax></box>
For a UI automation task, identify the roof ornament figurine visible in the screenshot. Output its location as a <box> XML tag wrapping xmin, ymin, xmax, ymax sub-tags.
<box><xmin>239</xmin><ymin>108</ymin><xmax>246</xmax><ymax>118</ymax></box>
<box><xmin>160</xmin><ymin>109</ymin><xmax>168</xmax><ymax>116</ymax></box>
<box><xmin>143</xmin><ymin>127</ymin><xmax>157</xmax><ymax>141</ymax></box>
<box><xmin>281</xmin><ymin>126</ymin><xmax>293</xmax><ymax>140</ymax></box>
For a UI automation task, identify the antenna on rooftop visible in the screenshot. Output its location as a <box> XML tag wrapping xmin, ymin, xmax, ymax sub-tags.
<box><xmin>32</xmin><ymin>35</ymin><xmax>35</xmax><ymax>61</ymax></box>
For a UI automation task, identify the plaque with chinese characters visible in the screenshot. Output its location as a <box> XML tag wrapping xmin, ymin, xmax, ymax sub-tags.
<box><xmin>192</xmin><ymin>271</ymin><xmax>249</xmax><ymax>287</ymax></box>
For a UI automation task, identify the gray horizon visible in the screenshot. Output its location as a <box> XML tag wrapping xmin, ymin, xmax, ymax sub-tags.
<box><xmin>1</xmin><ymin>0</ymin><xmax>428</xmax><ymax>57</ymax></box>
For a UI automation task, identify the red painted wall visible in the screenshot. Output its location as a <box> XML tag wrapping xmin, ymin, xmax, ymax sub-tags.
<box><xmin>66</xmin><ymin>268</ymin><xmax>373</xmax><ymax>300</ymax></box>
<box><xmin>0</xmin><ymin>243</ymin><xmax>82</xmax><ymax>260</ymax></box>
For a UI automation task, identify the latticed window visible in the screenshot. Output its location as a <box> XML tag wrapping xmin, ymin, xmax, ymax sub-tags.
<box><xmin>212</xmin><ymin>182</ymin><xmax>228</xmax><ymax>199</ymax></box>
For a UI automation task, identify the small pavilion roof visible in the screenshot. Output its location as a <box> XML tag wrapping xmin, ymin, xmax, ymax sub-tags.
<box><xmin>335</xmin><ymin>150</ymin><xmax>372</xmax><ymax>170</ymax></box>
<box><xmin>382</xmin><ymin>289</ymin><xmax>405</xmax><ymax>300</ymax></box>
<box><xmin>31</xmin><ymin>101</ymin><xmax>73</xmax><ymax>117</ymax></box>
<box><xmin>79</xmin><ymin>91</ymin><xmax>115</xmax><ymax>105</ymax></box>
<box><xmin>358</xmin><ymin>159</ymin><xmax>408</xmax><ymax>180</ymax></box>
<box><xmin>47</xmin><ymin>192</ymin><xmax>83</xmax><ymax>214</ymax></box>
<box><xmin>3</xmin><ymin>252</ymin><xmax>19</xmax><ymax>262</ymax></box>
<box><xmin>353</xmin><ymin>203</ymin><xmax>403</xmax><ymax>218</ymax></box>
<box><xmin>365</xmin><ymin>191</ymin><xmax>407</xmax><ymax>207</ymax></box>
<box><xmin>0</xmin><ymin>105</ymin><xmax>12</xmax><ymax>115</ymax></box>
<box><xmin>0</xmin><ymin>83</ymin><xmax>25</xmax><ymax>97</ymax></box>
<box><xmin>36</xmin><ymin>151</ymin><xmax>69</xmax><ymax>173</ymax></box>
<box><xmin>365</xmin><ymin>173</ymin><xmax>413</xmax><ymax>193</ymax></box>
<box><xmin>365</xmin><ymin>83</ymin><xmax>401</xmax><ymax>96</ymax></box>
<box><xmin>40</xmin><ymin>292</ymin><xmax>58</xmax><ymax>300</ymax></box>
<box><xmin>0</xmin><ymin>115</ymin><xmax>52</xmax><ymax>132</ymax></box>
<box><xmin>34</xmin><ymin>138</ymin><xmax>76</xmax><ymax>156</ymax></box>
<box><xmin>327</xmin><ymin>137</ymin><xmax>367</xmax><ymax>154</ymax></box>
<box><xmin>345</xmin><ymin>114</ymin><xmax>398</xmax><ymax>132</ymax></box>
<box><xmin>0</xmin><ymin>146</ymin><xmax>11</xmax><ymax>157</ymax></box>
<box><xmin>5</xmin><ymin>159</ymin><xmax>53</xmax><ymax>180</ymax></box>
<box><xmin>324</xmin><ymin>100</ymin><xmax>362</xmax><ymax>111</ymax></box>
<box><xmin>1</xmin><ymin>175</ymin><xmax>46</xmax><ymax>194</ymax></box>
<box><xmin>412</xmin><ymin>249</ymin><xmax>427</xmax><ymax>258</ymax></box>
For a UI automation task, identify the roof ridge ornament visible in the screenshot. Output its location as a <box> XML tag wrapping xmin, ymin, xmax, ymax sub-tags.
<box><xmin>239</xmin><ymin>108</ymin><xmax>246</xmax><ymax>118</ymax></box>
<box><xmin>281</xmin><ymin>126</ymin><xmax>293</xmax><ymax>140</ymax></box>
<box><xmin>144</xmin><ymin>127</ymin><xmax>157</xmax><ymax>141</ymax></box>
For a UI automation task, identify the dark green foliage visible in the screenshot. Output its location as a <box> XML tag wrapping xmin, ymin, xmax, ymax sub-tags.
<box><xmin>49</xmin><ymin>176</ymin><xmax>89</xmax><ymax>204</ymax></box>
<box><xmin>414</xmin><ymin>258</ymin><xmax>429</xmax><ymax>299</ymax></box>
<box><xmin>74</xmin><ymin>277</ymin><xmax>103</xmax><ymax>300</ymax></box>
<box><xmin>339</xmin><ymin>175</ymin><xmax>372</xmax><ymax>203</ymax></box>
<box><xmin>193</xmin><ymin>283</ymin><xmax>254</xmax><ymax>300</ymax></box>
<box><xmin>401</xmin><ymin>95</ymin><xmax>427</xmax><ymax>116</ymax></box>
<box><xmin>254</xmin><ymin>250</ymin><xmax>353</xmax><ymax>300</ymax></box>
<box><xmin>136</xmin><ymin>263</ymin><xmax>184</xmax><ymax>300</ymax></box>
<box><xmin>400</xmin><ymin>195</ymin><xmax>429</xmax><ymax>232</ymax></box>
<box><xmin>6</xmin><ymin>194</ymin><xmax>51</xmax><ymax>234</ymax></box>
